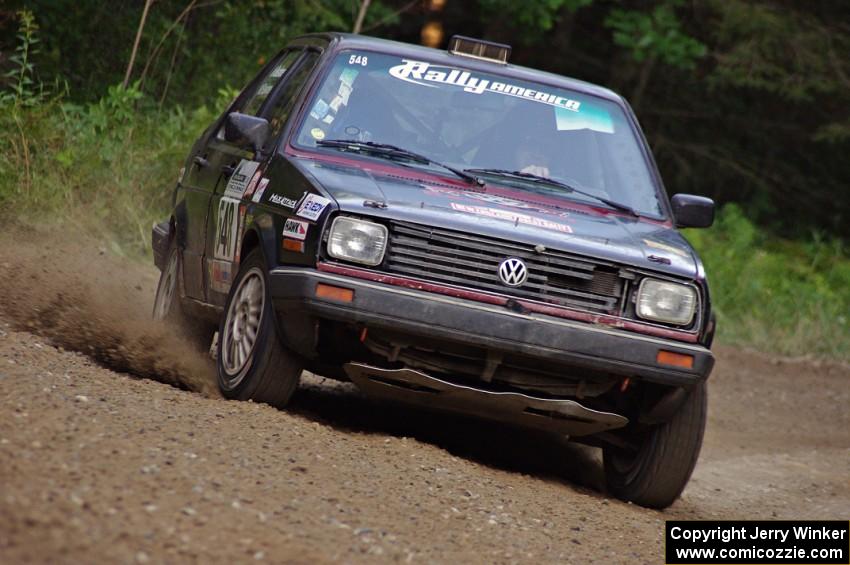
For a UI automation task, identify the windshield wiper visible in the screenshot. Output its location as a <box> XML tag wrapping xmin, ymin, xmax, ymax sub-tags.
<box><xmin>317</xmin><ymin>139</ymin><xmax>483</xmax><ymax>186</ymax></box>
<box><xmin>464</xmin><ymin>168</ymin><xmax>641</xmax><ymax>217</ymax></box>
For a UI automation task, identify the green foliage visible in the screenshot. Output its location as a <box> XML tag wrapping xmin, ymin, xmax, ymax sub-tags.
<box><xmin>605</xmin><ymin>1</ymin><xmax>706</xmax><ymax>69</ymax></box>
<box><xmin>0</xmin><ymin>84</ymin><xmax>216</xmax><ymax>254</ymax></box>
<box><xmin>1</xmin><ymin>9</ymin><xmax>47</xmax><ymax>107</ymax></box>
<box><xmin>813</xmin><ymin>120</ymin><xmax>850</xmax><ymax>144</ymax></box>
<box><xmin>478</xmin><ymin>0</ymin><xmax>594</xmax><ymax>33</ymax></box>
<box><xmin>686</xmin><ymin>205</ymin><xmax>850</xmax><ymax>359</ymax></box>
<box><xmin>708</xmin><ymin>1</ymin><xmax>841</xmax><ymax>102</ymax></box>
<box><xmin>62</xmin><ymin>82</ymin><xmax>146</xmax><ymax>136</ymax></box>
<box><xmin>7</xmin><ymin>0</ymin><xmax>396</xmax><ymax>107</ymax></box>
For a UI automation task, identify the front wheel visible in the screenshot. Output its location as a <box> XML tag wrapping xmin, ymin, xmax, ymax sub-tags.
<box><xmin>216</xmin><ymin>248</ymin><xmax>302</xmax><ymax>407</ymax></box>
<box><xmin>603</xmin><ymin>382</ymin><xmax>707</xmax><ymax>508</ymax></box>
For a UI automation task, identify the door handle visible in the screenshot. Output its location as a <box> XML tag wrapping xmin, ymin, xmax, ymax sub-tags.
<box><xmin>221</xmin><ymin>164</ymin><xmax>236</xmax><ymax>176</ymax></box>
<box><xmin>193</xmin><ymin>155</ymin><xmax>209</xmax><ymax>168</ymax></box>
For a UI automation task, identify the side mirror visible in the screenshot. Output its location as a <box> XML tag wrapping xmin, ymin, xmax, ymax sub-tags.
<box><xmin>224</xmin><ymin>112</ymin><xmax>270</xmax><ymax>153</ymax></box>
<box><xmin>671</xmin><ymin>194</ymin><xmax>715</xmax><ymax>228</ymax></box>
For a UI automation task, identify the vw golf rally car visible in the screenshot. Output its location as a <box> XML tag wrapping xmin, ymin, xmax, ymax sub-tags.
<box><xmin>152</xmin><ymin>33</ymin><xmax>717</xmax><ymax>508</ymax></box>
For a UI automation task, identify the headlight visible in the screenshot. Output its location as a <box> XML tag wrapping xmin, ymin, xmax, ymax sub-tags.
<box><xmin>636</xmin><ymin>278</ymin><xmax>697</xmax><ymax>325</ymax></box>
<box><xmin>327</xmin><ymin>217</ymin><xmax>388</xmax><ymax>266</ymax></box>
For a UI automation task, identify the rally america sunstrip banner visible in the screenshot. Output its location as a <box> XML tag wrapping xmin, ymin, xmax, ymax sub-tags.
<box><xmin>388</xmin><ymin>59</ymin><xmax>582</xmax><ymax>113</ymax></box>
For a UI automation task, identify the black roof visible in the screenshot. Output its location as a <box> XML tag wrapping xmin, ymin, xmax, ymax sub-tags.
<box><xmin>291</xmin><ymin>32</ymin><xmax>624</xmax><ymax>105</ymax></box>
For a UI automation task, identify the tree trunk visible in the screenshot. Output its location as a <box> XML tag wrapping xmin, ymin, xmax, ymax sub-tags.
<box><xmin>123</xmin><ymin>0</ymin><xmax>155</xmax><ymax>88</ymax></box>
<box><xmin>353</xmin><ymin>0</ymin><xmax>372</xmax><ymax>34</ymax></box>
<box><xmin>630</xmin><ymin>54</ymin><xmax>657</xmax><ymax>113</ymax></box>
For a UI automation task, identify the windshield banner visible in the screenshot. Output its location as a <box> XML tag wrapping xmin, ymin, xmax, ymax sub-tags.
<box><xmin>389</xmin><ymin>59</ymin><xmax>581</xmax><ymax>112</ymax></box>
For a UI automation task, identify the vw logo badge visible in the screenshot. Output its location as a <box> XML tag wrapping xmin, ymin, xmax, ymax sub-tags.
<box><xmin>498</xmin><ymin>257</ymin><xmax>528</xmax><ymax>287</ymax></box>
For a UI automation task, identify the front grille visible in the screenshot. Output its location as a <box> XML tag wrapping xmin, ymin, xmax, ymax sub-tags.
<box><xmin>384</xmin><ymin>222</ymin><xmax>627</xmax><ymax>314</ymax></box>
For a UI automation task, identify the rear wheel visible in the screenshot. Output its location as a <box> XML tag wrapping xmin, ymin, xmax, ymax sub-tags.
<box><xmin>603</xmin><ymin>382</ymin><xmax>707</xmax><ymax>508</ymax></box>
<box><xmin>153</xmin><ymin>239</ymin><xmax>200</xmax><ymax>335</ymax></box>
<box><xmin>152</xmin><ymin>240</ymin><xmax>214</xmax><ymax>348</ymax></box>
<box><xmin>152</xmin><ymin>241</ymin><xmax>182</xmax><ymax>322</ymax></box>
<box><xmin>216</xmin><ymin>248</ymin><xmax>302</xmax><ymax>407</ymax></box>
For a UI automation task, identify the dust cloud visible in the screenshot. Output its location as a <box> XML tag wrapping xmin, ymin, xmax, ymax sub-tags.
<box><xmin>0</xmin><ymin>226</ymin><xmax>218</xmax><ymax>396</ymax></box>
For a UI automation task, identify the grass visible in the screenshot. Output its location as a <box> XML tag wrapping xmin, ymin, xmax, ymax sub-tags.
<box><xmin>0</xmin><ymin>84</ymin><xmax>224</xmax><ymax>256</ymax></box>
<box><xmin>1</xmin><ymin>87</ymin><xmax>848</xmax><ymax>361</ymax></box>
<box><xmin>686</xmin><ymin>205</ymin><xmax>850</xmax><ymax>359</ymax></box>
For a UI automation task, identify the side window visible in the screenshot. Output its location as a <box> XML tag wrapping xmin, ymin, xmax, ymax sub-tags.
<box><xmin>261</xmin><ymin>51</ymin><xmax>320</xmax><ymax>139</ymax></box>
<box><xmin>242</xmin><ymin>51</ymin><xmax>301</xmax><ymax>116</ymax></box>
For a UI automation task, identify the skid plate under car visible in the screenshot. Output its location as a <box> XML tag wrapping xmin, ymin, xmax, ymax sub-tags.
<box><xmin>343</xmin><ymin>363</ymin><xmax>628</xmax><ymax>437</ymax></box>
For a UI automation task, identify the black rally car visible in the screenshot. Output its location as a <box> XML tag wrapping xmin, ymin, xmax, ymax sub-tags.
<box><xmin>152</xmin><ymin>33</ymin><xmax>717</xmax><ymax>508</ymax></box>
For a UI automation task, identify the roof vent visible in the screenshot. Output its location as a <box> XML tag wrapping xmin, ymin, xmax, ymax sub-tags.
<box><xmin>447</xmin><ymin>35</ymin><xmax>511</xmax><ymax>64</ymax></box>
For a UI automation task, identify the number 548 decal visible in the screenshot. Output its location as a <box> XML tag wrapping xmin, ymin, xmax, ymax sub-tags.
<box><xmin>348</xmin><ymin>54</ymin><xmax>368</xmax><ymax>66</ymax></box>
<box><xmin>214</xmin><ymin>197</ymin><xmax>240</xmax><ymax>261</ymax></box>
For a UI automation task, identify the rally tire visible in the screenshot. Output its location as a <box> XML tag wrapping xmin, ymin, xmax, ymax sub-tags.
<box><xmin>153</xmin><ymin>240</ymin><xmax>182</xmax><ymax>321</ymax></box>
<box><xmin>603</xmin><ymin>382</ymin><xmax>707</xmax><ymax>509</ymax></box>
<box><xmin>152</xmin><ymin>240</ymin><xmax>198</xmax><ymax>330</ymax></box>
<box><xmin>216</xmin><ymin>248</ymin><xmax>302</xmax><ymax>407</ymax></box>
<box><xmin>152</xmin><ymin>239</ymin><xmax>215</xmax><ymax>349</ymax></box>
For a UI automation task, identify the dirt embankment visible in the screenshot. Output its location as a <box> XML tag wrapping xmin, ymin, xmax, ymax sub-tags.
<box><xmin>0</xmin><ymin>230</ymin><xmax>848</xmax><ymax>563</ymax></box>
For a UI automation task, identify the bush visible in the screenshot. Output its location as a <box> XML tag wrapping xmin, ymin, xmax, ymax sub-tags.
<box><xmin>0</xmin><ymin>83</ymin><xmax>221</xmax><ymax>254</ymax></box>
<box><xmin>686</xmin><ymin>204</ymin><xmax>850</xmax><ymax>358</ymax></box>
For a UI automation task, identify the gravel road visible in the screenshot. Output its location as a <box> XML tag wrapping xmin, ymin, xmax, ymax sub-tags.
<box><xmin>1</xmin><ymin>232</ymin><xmax>848</xmax><ymax>564</ymax></box>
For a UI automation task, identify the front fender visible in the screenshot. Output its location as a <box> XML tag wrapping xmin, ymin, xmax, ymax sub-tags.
<box><xmin>240</xmin><ymin>212</ymin><xmax>280</xmax><ymax>268</ymax></box>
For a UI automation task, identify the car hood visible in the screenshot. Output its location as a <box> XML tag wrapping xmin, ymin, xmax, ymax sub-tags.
<box><xmin>293</xmin><ymin>156</ymin><xmax>700</xmax><ymax>279</ymax></box>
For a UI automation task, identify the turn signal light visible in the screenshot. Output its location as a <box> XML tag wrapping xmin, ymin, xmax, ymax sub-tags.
<box><xmin>282</xmin><ymin>239</ymin><xmax>304</xmax><ymax>252</ymax></box>
<box><xmin>656</xmin><ymin>350</ymin><xmax>694</xmax><ymax>369</ymax></box>
<box><xmin>315</xmin><ymin>283</ymin><xmax>354</xmax><ymax>302</ymax></box>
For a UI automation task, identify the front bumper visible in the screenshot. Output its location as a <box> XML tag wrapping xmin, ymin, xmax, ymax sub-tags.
<box><xmin>269</xmin><ymin>266</ymin><xmax>714</xmax><ymax>387</ymax></box>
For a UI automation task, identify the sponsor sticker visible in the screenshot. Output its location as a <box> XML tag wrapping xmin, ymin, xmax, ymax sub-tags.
<box><xmin>209</xmin><ymin>260</ymin><xmax>233</xmax><ymax>294</ymax></box>
<box><xmin>310</xmin><ymin>99</ymin><xmax>330</xmax><ymax>120</ymax></box>
<box><xmin>269</xmin><ymin>193</ymin><xmax>299</xmax><ymax>209</ymax></box>
<box><xmin>234</xmin><ymin>204</ymin><xmax>247</xmax><ymax>263</ymax></box>
<box><xmin>283</xmin><ymin>218</ymin><xmax>309</xmax><ymax>241</ymax></box>
<box><xmin>450</xmin><ymin>202</ymin><xmax>573</xmax><ymax>234</ymax></box>
<box><xmin>329</xmin><ymin>95</ymin><xmax>344</xmax><ymax>112</ymax></box>
<box><xmin>251</xmin><ymin>178</ymin><xmax>270</xmax><ymax>203</ymax></box>
<box><xmin>555</xmin><ymin>104</ymin><xmax>614</xmax><ymax>134</ymax></box>
<box><xmin>243</xmin><ymin>169</ymin><xmax>263</xmax><ymax>200</ymax></box>
<box><xmin>425</xmin><ymin>185</ymin><xmax>571</xmax><ymax>218</ymax></box>
<box><xmin>223</xmin><ymin>159</ymin><xmax>261</xmax><ymax>199</ymax></box>
<box><xmin>389</xmin><ymin>59</ymin><xmax>581</xmax><ymax>112</ymax></box>
<box><xmin>338</xmin><ymin>83</ymin><xmax>352</xmax><ymax>105</ymax></box>
<box><xmin>297</xmin><ymin>193</ymin><xmax>331</xmax><ymax>221</ymax></box>
<box><xmin>214</xmin><ymin>197</ymin><xmax>241</xmax><ymax>260</ymax></box>
<box><xmin>339</xmin><ymin>67</ymin><xmax>359</xmax><ymax>86</ymax></box>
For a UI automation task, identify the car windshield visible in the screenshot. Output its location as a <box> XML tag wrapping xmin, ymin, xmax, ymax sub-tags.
<box><xmin>294</xmin><ymin>50</ymin><xmax>664</xmax><ymax>217</ymax></box>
